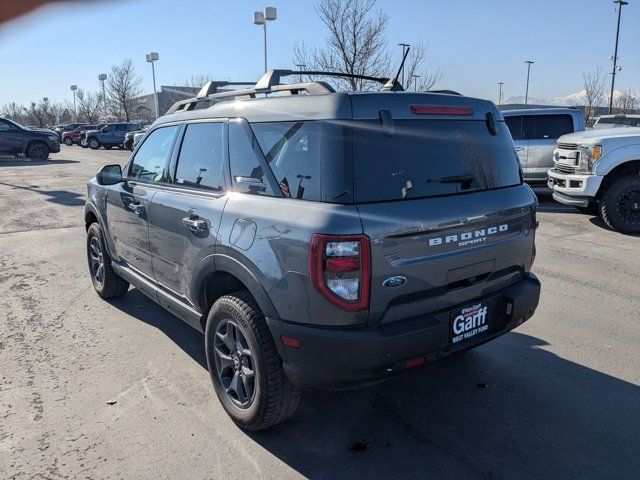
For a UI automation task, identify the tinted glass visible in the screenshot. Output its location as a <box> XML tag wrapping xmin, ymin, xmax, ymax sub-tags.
<box><xmin>252</xmin><ymin>122</ymin><xmax>323</xmax><ymax>201</ymax></box>
<box><xmin>228</xmin><ymin>120</ymin><xmax>274</xmax><ymax>196</ymax></box>
<box><xmin>598</xmin><ymin>117</ymin><xmax>614</xmax><ymax>124</ymax></box>
<box><xmin>128</xmin><ymin>125</ymin><xmax>179</xmax><ymax>183</ymax></box>
<box><xmin>505</xmin><ymin>116</ymin><xmax>523</xmax><ymax>140</ymax></box>
<box><xmin>533</xmin><ymin>115</ymin><xmax>574</xmax><ymax>139</ymax></box>
<box><xmin>0</xmin><ymin>120</ymin><xmax>15</xmax><ymax>132</ymax></box>
<box><xmin>174</xmin><ymin>122</ymin><xmax>225</xmax><ymax>191</ymax></box>
<box><xmin>352</xmin><ymin>120</ymin><xmax>521</xmax><ymax>202</ymax></box>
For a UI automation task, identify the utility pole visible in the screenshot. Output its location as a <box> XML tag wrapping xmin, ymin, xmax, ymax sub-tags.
<box><xmin>398</xmin><ymin>43</ymin><xmax>410</xmax><ymax>88</ymax></box>
<box><xmin>498</xmin><ymin>82</ymin><xmax>504</xmax><ymax>106</ymax></box>
<box><xmin>609</xmin><ymin>0</ymin><xmax>628</xmax><ymax>114</ymax></box>
<box><xmin>524</xmin><ymin>60</ymin><xmax>534</xmax><ymax>108</ymax></box>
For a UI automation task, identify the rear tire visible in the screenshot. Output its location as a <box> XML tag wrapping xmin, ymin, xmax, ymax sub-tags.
<box><xmin>86</xmin><ymin>223</ymin><xmax>129</xmax><ymax>299</ymax></box>
<box><xmin>205</xmin><ymin>292</ymin><xmax>300</xmax><ymax>431</ymax></box>
<box><xmin>88</xmin><ymin>137</ymin><xmax>100</xmax><ymax>150</ymax></box>
<box><xmin>599</xmin><ymin>175</ymin><xmax>640</xmax><ymax>233</ymax></box>
<box><xmin>63</xmin><ymin>137</ymin><xmax>74</xmax><ymax>146</ymax></box>
<box><xmin>26</xmin><ymin>141</ymin><xmax>49</xmax><ymax>160</ymax></box>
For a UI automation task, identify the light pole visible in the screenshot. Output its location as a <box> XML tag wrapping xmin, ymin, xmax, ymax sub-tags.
<box><xmin>98</xmin><ymin>73</ymin><xmax>107</xmax><ymax>120</ymax></box>
<box><xmin>146</xmin><ymin>52</ymin><xmax>160</xmax><ymax>118</ymax></box>
<box><xmin>609</xmin><ymin>0</ymin><xmax>628</xmax><ymax>114</ymax></box>
<box><xmin>398</xmin><ymin>43</ymin><xmax>410</xmax><ymax>88</ymax></box>
<box><xmin>498</xmin><ymin>82</ymin><xmax>504</xmax><ymax>106</ymax></box>
<box><xmin>295</xmin><ymin>63</ymin><xmax>306</xmax><ymax>83</ymax></box>
<box><xmin>253</xmin><ymin>7</ymin><xmax>277</xmax><ymax>73</ymax></box>
<box><xmin>524</xmin><ymin>60</ymin><xmax>534</xmax><ymax>108</ymax></box>
<box><xmin>70</xmin><ymin>85</ymin><xmax>77</xmax><ymax>121</ymax></box>
<box><xmin>411</xmin><ymin>74</ymin><xmax>420</xmax><ymax>91</ymax></box>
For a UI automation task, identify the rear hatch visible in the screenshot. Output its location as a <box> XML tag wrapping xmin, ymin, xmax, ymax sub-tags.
<box><xmin>348</xmin><ymin>96</ymin><xmax>536</xmax><ymax>325</ymax></box>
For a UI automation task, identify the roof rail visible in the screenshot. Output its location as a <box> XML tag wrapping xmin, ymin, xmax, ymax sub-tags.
<box><xmin>165</xmin><ymin>69</ymin><xmax>408</xmax><ymax>115</ymax></box>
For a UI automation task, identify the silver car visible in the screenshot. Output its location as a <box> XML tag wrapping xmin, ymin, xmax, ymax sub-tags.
<box><xmin>503</xmin><ymin>108</ymin><xmax>585</xmax><ymax>184</ymax></box>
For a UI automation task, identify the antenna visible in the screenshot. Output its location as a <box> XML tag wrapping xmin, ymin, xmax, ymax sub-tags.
<box><xmin>381</xmin><ymin>46</ymin><xmax>410</xmax><ymax>91</ymax></box>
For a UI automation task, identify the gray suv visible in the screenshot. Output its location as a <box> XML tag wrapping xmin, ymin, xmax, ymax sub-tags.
<box><xmin>84</xmin><ymin>70</ymin><xmax>541</xmax><ymax>430</ymax></box>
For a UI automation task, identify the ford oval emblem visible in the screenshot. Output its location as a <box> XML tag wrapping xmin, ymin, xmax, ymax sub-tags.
<box><xmin>382</xmin><ymin>276</ymin><xmax>407</xmax><ymax>288</ymax></box>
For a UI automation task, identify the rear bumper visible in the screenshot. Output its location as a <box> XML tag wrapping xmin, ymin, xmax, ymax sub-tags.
<box><xmin>268</xmin><ymin>273</ymin><xmax>541</xmax><ymax>391</ymax></box>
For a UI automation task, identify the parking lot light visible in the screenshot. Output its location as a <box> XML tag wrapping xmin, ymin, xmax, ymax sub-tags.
<box><xmin>98</xmin><ymin>74</ymin><xmax>107</xmax><ymax>120</ymax></box>
<box><xmin>253</xmin><ymin>7</ymin><xmax>277</xmax><ymax>73</ymax></box>
<box><xmin>146</xmin><ymin>52</ymin><xmax>160</xmax><ymax>118</ymax></box>
<box><xmin>70</xmin><ymin>85</ymin><xmax>77</xmax><ymax>122</ymax></box>
<box><xmin>524</xmin><ymin>60</ymin><xmax>534</xmax><ymax>108</ymax></box>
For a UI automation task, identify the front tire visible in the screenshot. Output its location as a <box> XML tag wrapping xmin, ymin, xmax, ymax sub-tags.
<box><xmin>88</xmin><ymin>137</ymin><xmax>100</xmax><ymax>150</ymax></box>
<box><xmin>63</xmin><ymin>137</ymin><xmax>74</xmax><ymax>146</ymax></box>
<box><xmin>599</xmin><ymin>175</ymin><xmax>640</xmax><ymax>233</ymax></box>
<box><xmin>26</xmin><ymin>141</ymin><xmax>50</xmax><ymax>160</ymax></box>
<box><xmin>205</xmin><ymin>292</ymin><xmax>300</xmax><ymax>431</ymax></box>
<box><xmin>86</xmin><ymin>223</ymin><xmax>129</xmax><ymax>298</ymax></box>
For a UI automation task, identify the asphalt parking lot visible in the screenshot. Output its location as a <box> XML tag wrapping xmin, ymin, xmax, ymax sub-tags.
<box><xmin>1</xmin><ymin>147</ymin><xmax>639</xmax><ymax>480</ymax></box>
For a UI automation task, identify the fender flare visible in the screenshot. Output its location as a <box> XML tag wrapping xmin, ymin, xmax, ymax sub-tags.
<box><xmin>84</xmin><ymin>201</ymin><xmax>118</xmax><ymax>260</ymax></box>
<box><xmin>190</xmin><ymin>253</ymin><xmax>279</xmax><ymax>321</ymax></box>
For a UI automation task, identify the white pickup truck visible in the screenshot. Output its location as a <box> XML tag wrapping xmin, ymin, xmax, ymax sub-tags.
<box><xmin>548</xmin><ymin>127</ymin><xmax>640</xmax><ymax>233</ymax></box>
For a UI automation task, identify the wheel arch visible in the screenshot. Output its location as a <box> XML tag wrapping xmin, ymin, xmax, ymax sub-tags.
<box><xmin>192</xmin><ymin>254</ymin><xmax>280</xmax><ymax>332</ymax></box>
<box><xmin>598</xmin><ymin>159</ymin><xmax>640</xmax><ymax>198</ymax></box>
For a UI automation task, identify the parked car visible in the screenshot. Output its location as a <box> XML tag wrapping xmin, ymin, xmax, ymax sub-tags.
<box><xmin>62</xmin><ymin>124</ymin><xmax>99</xmax><ymax>146</ymax></box>
<box><xmin>0</xmin><ymin>117</ymin><xmax>61</xmax><ymax>159</ymax></box>
<box><xmin>85</xmin><ymin>70</ymin><xmax>541</xmax><ymax>430</ymax></box>
<box><xmin>53</xmin><ymin>123</ymin><xmax>84</xmax><ymax>140</ymax></box>
<box><xmin>123</xmin><ymin>127</ymin><xmax>147</xmax><ymax>150</ymax></box>
<box><xmin>83</xmin><ymin>122</ymin><xmax>141</xmax><ymax>150</ymax></box>
<box><xmin>548</xmin><ymin>127</ymin><xmax>640</xmax><ymax>233</ymax></box>
<box><xmin>502</xmin><ymin>108</ymin><xmax>585</xmax><ymax>184</ymax></box>
<box><xmin>592</xmin><ymin>114</ymin><xmax>640</xmax><ymax>129</ymax></box>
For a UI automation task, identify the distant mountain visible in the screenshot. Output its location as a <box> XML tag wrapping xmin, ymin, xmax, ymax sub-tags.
<box><xmin>503</xmin><ymin>89</ymin><xmax>638</xmax><ymax>107</ymax></box>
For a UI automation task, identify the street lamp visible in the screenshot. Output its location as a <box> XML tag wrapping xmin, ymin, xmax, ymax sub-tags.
<box><xmin>498</xmin><ymin>82</ymin><xmax>504</xmax><ymax>106</ymax></box>
<box><xmin>70</xmin><ymin>85</ymin><xmax>77</xmax><ymax>121</ymax></box>
<box><xmin>524</xmin><ymin>60</ymin><xmax>534</xmax><ymax>108</ymax></box>
<box><xmin>253</xmin><ymin>7</ymin><xmax>277</xmax><ymax>73</ymax></box>
<box><xmin>98</xmin><ymin>74</ymin><xmax>107</xmax><ymax>120</ymax></box>
<box><xmin>146</xmin><ymin>52</ymin><xmax>160</xmax><ymax>118</ymax></box>
<box><xmin>295</xmin><ymin>63</ymin><xmax>306</xmax><ymax>83</ymax></box>
<box><xmin>609</xmin><ymin>0</ymin><xmax>628</xmax><ymax>113</ymax></box>
<box><xmin>398</xmin><ymin>43</ymin><xmax>410</xmax><ymax>88</ymax></box>
<box><xmin>42</xmin><ymin>97</ymin><xmax>48</xmax><ymax>103</ymax></box>
<box><xmin>410</xmin><ymin>74</ymin><xmax>420</xmax><ymax>91</ymax></box>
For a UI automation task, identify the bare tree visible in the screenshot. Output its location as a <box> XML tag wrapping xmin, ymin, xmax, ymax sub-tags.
<box><xmin>1</xmin><ymin>102</ymin><xmax>28</xmax><ymax>124</ymax></box>
<box><xmin>74</xmin><ymin>89</ymin><xmax>102</xmax><ymax>123</ymax></box>
<box><xmin>293</xmin><ymin>0</ymin><xmax>391</xmax><ymax>91</ymax></box>
<box><xmin>582</xmin><ymin>67</ymin><xmax>606</xmax><ymax>124</ymax></box>
<box><xmin>106</xmin><ymin>59</ymin><xmax>142</xmax><ymax>121</ymax></box>
<box><xmin>615</xmin><ymin>88</ymin><xmax>638</xmax><ymax>114</ymax></box>
<box><xmin>403</xmin><ymin>41</ymin><xmax>443</xmax><ymax>91</ymax></box>
<box><xmin>183</xmin><ymin>73</ymin><xmax>218</xmax><ymax>88</ymax></box>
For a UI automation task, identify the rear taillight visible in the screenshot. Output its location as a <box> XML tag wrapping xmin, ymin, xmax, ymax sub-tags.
<box><xmin>410</xmin><ymin>105</ymin><xmax>473</xmax><ymax>116</ymax></box>
<box><xmin>531</xmin><ymin>217</ymin><xmax>539</xmax><ymax>266</ymax></box>
<box><xmin>309</xmin><ymin>234</ymin><xmax>371</xmax><ymax>311</ymax></box>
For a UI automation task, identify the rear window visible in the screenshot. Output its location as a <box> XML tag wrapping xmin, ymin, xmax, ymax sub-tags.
<box><xmin>351</xmin><ymin>120</ymin><xmax>521</xmax><ymax>202</ymax></box>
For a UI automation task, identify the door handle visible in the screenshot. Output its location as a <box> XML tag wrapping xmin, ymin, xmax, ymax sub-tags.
<box><xmin>515</xmin><ymin>147</ymin><xmax>526</xmax><ymax>152</ymax></box>
<box><xmin>182</xmin><ymin>216</ymin><xmax>208</xmax><ymax>232</ymax></box>
<box><xmin>126</xmin><ymin>202</ymin><xmax>145</xmax><ymax>215</ymax></box>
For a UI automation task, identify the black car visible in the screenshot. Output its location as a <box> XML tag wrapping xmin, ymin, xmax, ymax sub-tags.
<box><xmin>0</xmin><ymin>117</ymin><xmax>61</xmax><ymax>160</ymax></box>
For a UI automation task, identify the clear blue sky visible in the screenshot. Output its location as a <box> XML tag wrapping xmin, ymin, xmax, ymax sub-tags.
<box><xmin>0</xmin><ymin>0</ymin><xmax>637</xmax><ymax>106</ymax></box>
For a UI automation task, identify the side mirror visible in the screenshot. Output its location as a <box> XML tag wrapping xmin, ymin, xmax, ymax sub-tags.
<box><xmin>96</xmin><ymin>164</ymin><xmax>123</xmax><ymax>186</ymax></box>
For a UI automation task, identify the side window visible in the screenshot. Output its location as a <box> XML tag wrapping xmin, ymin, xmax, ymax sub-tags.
<box><xmin>0</xmin><ymin>120</ymin><xmax>15</xmax><ymax>132</ymax></box>
<box><xmin>174</xmin><ymin>122</ymin><xmax>226</xmax><ymax>191</ymax></box>
<box><xmin>504</xmin><ymin>116</ymin><xmax>523</xmax><ymax>140</ymax></box>
<box><xmin>228</xmin><ymin>120</ymin><xmax>275</xmax><ymax>196</ymax></box>
<box><xmin>117</xmin><ymin>124</ymin><xmax>127</xmax><ymax>131</ymax></box>
<box><xmin>534</xmin><ymin>115</ymin><xmax>574</xmax><ymax>139</ymax></box>
<box><xmin>251</xmin><ymin>121</ymin><xmax>322</xmax><ymax>201</ymax></box>
<box><xmin>128</xmin><ymin>125</ymin><xmax>179</xmax><ymax>183</ymax></box>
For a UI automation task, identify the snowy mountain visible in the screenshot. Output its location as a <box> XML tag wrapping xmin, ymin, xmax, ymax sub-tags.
<box><xmin>503</xmin><ymin>89</ymin><xmax>638</xmax><ymax>107</ymax></box>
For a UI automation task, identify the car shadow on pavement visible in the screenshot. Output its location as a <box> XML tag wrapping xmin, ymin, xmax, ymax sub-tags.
<box><xmin>111</xmin><ymin>289</ymin><xmax>640</xmax><ymax>480</ymax></box>
<box><xmin>0</xmin><ymin>181</ymin><xmax>85</xmax><ymax>207</ymax></box>
<box><xmin>0</xmin><ymin>158</ymin><xmax>79</xmax><ymax>167</ymax></box>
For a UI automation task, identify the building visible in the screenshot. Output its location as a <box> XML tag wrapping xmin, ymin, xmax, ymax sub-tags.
<box><xmin>130</xmin><ymin>85</ymin><xmax>200</xmax><ymax>122</ymax></box>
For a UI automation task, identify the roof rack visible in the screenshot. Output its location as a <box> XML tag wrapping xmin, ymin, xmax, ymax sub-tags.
<box><xmin>166</xmin><ymin>69</ymin><xmax>406</xmax><ymax>115</ymax></box>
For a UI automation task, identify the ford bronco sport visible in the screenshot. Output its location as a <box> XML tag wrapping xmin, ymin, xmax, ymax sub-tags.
<box><xmin>84</xmin><ymin>69</ymin><xmax>541</xmax><ymax>430</ymax></box>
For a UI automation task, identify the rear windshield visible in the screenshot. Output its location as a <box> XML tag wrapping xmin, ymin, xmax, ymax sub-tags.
<box><xmin>351</xmin><ymin>120</ymin><xmax>521</xmax><ymax>202</ymax></box>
